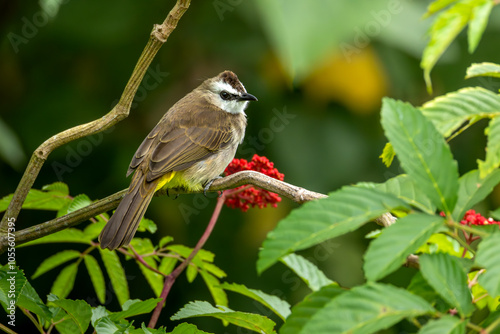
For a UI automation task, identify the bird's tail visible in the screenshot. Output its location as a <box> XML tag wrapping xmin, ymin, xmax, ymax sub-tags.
<box><xmin>99</xmin><ymin>172</ymin><xmax>159</xmax><ymax>250</ymax></box>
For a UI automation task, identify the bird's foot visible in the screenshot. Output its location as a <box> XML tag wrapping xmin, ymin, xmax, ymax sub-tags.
<box><xmin>203</xmin><ymin>177</ymin><xmax>222</xmax><ymax>197</ymax></box>
<box><xmin>166</xmin><ymin>188</ymin><xmax>179</xmax><ymax>200</ymax></box>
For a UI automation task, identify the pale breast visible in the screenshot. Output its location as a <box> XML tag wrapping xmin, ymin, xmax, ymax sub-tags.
<box><xmin>183</xmin><ymin>114</ymin><xmax>246</xmax><ymax>187</ymax></box>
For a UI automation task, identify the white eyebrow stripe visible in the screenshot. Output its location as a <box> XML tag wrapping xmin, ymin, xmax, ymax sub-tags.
<box><xmin>213</xmin><ymin>80</ymin><xmax>240</xmax><ymax>95</ymax></box>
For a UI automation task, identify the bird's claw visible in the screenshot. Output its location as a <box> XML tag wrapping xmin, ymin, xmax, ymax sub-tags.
<box><xmin>203</xmin><ymin>177</ymin><xmax>222</xmax><ymax>197</ymax></box>
<box><xmin>166</xmin><ymin>189</ymin><xmax>179</xmax><ymax>200</ymax></box>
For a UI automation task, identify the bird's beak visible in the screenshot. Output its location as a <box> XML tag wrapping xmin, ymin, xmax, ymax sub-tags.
<box><xmin>238</xmin><ymin>93</ymin><xmax>258</xmax><ymax>102</ymax></box>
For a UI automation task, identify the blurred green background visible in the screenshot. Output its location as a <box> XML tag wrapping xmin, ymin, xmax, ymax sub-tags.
<box><xmin>2</xmin><ymin>0</ymin><xmax>500</xmax><ymax>332</ymax></box>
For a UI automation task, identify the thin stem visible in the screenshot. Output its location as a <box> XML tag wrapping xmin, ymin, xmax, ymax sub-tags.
<box><xmin>466</xmin><ymin>322</ymin><xmax>485</xmax><ymax>333</ymax></box>
<box><xmin>485</xmin><ymin>316</ymin><xmax>500</xmax><ymax>333</ymax></box>
<box><xmin>444</xmin><ymin>231</ymin><xmax>476</xmax><ymax>256</ymax></box>
<box><xmin>147</xmin><ymin>190</ymin><xmax>230</xmax><ymax>328</ymax></box>
<box><xmin>128</xmin><ymin>244</ymin><xmax>167</xmax><ymax>277</ymax></box>
<box><xmin>473</xmin><ymin>292</ymin><xmax>489</xmax><ymax>303</ymax></box>
<box><xmin>449</xmin><ymin>221</ymin><xmax>490</xmax><ymax>237</ymax></box>
<box><xmin>468</xmin><ymin>269</ymin><xmax>485</xmax><ymax>288</ymax></box>
<box><xmin>20</xmin><ymin>308</ymin><xmax>45</xmax><ymax>334</ymax></box>
<box><xmin>0</xmin><ymin>323</ymin><xmax>19</xmax><ymax>334</ymax></box>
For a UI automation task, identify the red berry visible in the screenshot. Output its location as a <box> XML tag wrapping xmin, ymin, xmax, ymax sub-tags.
<box><xmin>224</xmin><ymin>155</ymin><xmax>284</xmax><ymax>212</ymax></box>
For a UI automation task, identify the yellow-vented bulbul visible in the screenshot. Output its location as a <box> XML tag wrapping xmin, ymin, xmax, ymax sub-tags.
<box><xmin>99</xmin><ymin>71</ymin><xmax>257</xmax><ymax>250</ymax></box>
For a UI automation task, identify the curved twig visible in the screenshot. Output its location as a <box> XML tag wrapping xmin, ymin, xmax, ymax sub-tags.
<box><xmin>156</xmin><ymin>170</ymin><xmax>328</xmax><ymax>203</ymax></box>
<box><xmin>0</xmin><ymin>0</ymin><xmax>191</xmax><ymax>232</ymax></box>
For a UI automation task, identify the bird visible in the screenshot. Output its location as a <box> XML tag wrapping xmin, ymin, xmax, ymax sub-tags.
<box><xmin>99</xmin><ymin>70</ymin><xmax>257</xmax><ymax>250</ymax></box>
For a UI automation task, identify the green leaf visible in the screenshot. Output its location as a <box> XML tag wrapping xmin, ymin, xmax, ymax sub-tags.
<box><xmin>469</xmin><ymin>271</ymin><xmax>500</xmax><ymax>311</ymax></box>
<box><xmin>466</xmin><ymin>62</ymin><xmax>500</xmax><ymax>79</ymax></box>
<box><xmin>479</xmin><ymin>116</ymin><xmax>500</xmax><ymax>178</ymax></box>
<box><xmin>166</xmin><ymin>244</ymin><xmax>225</xmax><ymax>279</ymax></box>
<box><xmin>200</xmin><ymin>270</ymin><xmax>228</xmax><ymax>308</ymax></box>
<box><xmin>381</xmin><ymin>98</ymin><xmax>459</xmax><ymax>214</ymax></box>
<box><xmin>421</xmin><ymin>87</ymin><xmax>500</xmax><ymax>138</ymax></box>
<box><xmin>167</xmin><ymin>323</ymin><xmax>211</xmax><ymax>334</ymax></box>
<box><xmin>421</xmin><ymin>2</ymin><xmax>470</xmax><ymax>92</ymax></box>
<box><xmin>380</xmin><ymin>142</ymin><xmax>396</xmax><ymax>167</ymax></box>
<box><xmin>32</xmin><ymin>250</ymin><xmax>81</xmax><ymax>279</ymax></box>
<box><xmin>418</xmin><ymin>315</ymin><xmax>466</xmax><ymax>334</ymax></box>
<box><xmin>130</xmin><ymin>238</ymin><xmax>163</xmax><ymax>297</ymax></box>
<box><xmin>407</xmin><ymin>271</ymin><xmax>441</xmax><ymax>305</ymax></box>
<box><xmin>90</xmin><ymin>305</ymin><xmax>109</xmax><ymax>327</ymax></box>
<box><xmin>0</xmin><ymin>268</ymin><xmax>49</xmax><ymax>322</ymax></box>
<box><xmin>372</xmin><ymin>174</ymin><xmax>436</xmax><ymax>214</ymax></box>
<box><xmin>109</xmin><ymin>298</ymin><xmax>162</xmax><ymax>321</ymax></box>
<box><xmin>83</xmin><ymin>255</ymin><xmax>106</xmax><ymax>304</ymax></box>
<box><xmin>423</xmin><ymin>0</ymin><xmax>459</xmax><ymax>18</ymax></box>
<box><xmin>280</xmin><ymin>253</ymin><xmax>334</xmax><ymax>291</ymax></box>
<box><xmin>83</xmin><ymin>220</ymin><xmax>106</xmax><ymax>240</ymax></box>
<box><xmin>257</xmin><ymin>186</ymin><xmax>407</xmax><ymax>273</ymax></box>
<box><xmin>452</xmin><ymin>169</ymin><xmax>500</xmax><ymax>220</ymax></box>
<box><xmin>167</xmin><ymin>245</ymin><xmax>214</xmax><ymax>263</ymax></box>
<box><xmin>136</xmin><ymin>324</ymin><xmax>168</xmax><ymax>334</ymax></box>
<box><xmin>365</xmin><ymin>229</ymin><xmax>382</xmax><ymax>239</ymax></box>
<box><xmin>42</xmin><ymin>182</ymin><xmax>69</xmax><ymax>195</ymax></box>
<box><xmin>159</xmin><ymin>257</ymin><xmax>178</xmax><ymax>276</ymax></box>
<box><xmin>137</xmin><ymin>217</ymin><xmax>157</xmax><ymax>234</ymax></box>
<box><xmin>99</xmin><ymin>248</ymin><xmax>129</xmax><ymax>306</ymax></box>
<box><xmin>220</xmin><ymin>282</ymin><xmax>291</xmax><ymax>321</ymax></box>
<box><xmin>364</xmin><ymin>213</ymin><xmax>444</xmax><ymax>281</ymax></box>
<box><xmin>39</xmin><ymin>0</ymin><xmax>65</xmax><ymax>17</ymax></box>
<box><xmin>420</xmin><ymin>253</ymin><xmax>474</xmax><ymax>316</ymax></box>
<box><xmin>480</xmin><ymin>309</ymin><xmax>500</xmax><ymax>333</ymax></box>
<box><xmin>93</xmin><ymin>316</ymin><xmax>129</xmax><ymax>333</ymax></box>
<box><xmin>141</xmin><ymin>257</ymin><xmax>164</xmax><ymax>297</ymax></box>
<box><xmin>202</xmin><ymin>262</ymin><xmax>226</xmax><ymax>279</ymax></box>
<box><xmin>280</xmin><ymin>284</ymin><xmax>344</xmax><ymax>334</ymax></box>
<box><xmin>417</xmin><ymin>234</ymin><xmax>472</xmax><ymax>259</ymax></box>
<box><xmin>298</xmin><ymin>282</ymin><xmax>434</xmax><ymax>333</ymax></box>
<box><xmin>186</xmin><ymin>264</ymin><xmax>198</xmax><ymax>283</ymax></box>
<box><xmin>0</xmin><ymin>187</ymin><xmax>71</xmax><ymax>213</ymax></box>
<box><xmin>0</xmin><ymin>265</ymin><xmax>27</xmax><ymax>311</ymax></box>
<box><xmin>475</xmin><ymin>230</ymin><xmax>500</xmax><ymax>297</ymax></box>
<box><xmin>16</xmin><ymin>280</ymin><xmax>53</xmax><ymax>321</ymax></box>
<box><xmin>491</xmin><ymin>207</ymin><xmax>500</xmax><ymax>220</ymax></box>
<box><xmin>0</xmin><ymin>116</ymin><xmax>26</xmax><ymax>170</ymax></box>
<box><xmin>159</xmin><ymin>236</ymin><xmax>174</xmax><ymax>249</ymax></box>
<box><xmin>48</xmin><ymin>296</ymin><xmax>92</xmax><ymax>334</ymax></box>
<box><xmin>57</xmin><ymin>319</ymin><xmax>84</xmax><ymax>333</ymax></box>
<box><xmin>20</xmin><ymin>228</ymin><xmax>92</xmax><ymax>247</ymax></box>
<box><xmin>171</xmin><ymin>301</ymin><xmax>276</xmax><ymax>334</ymax></box>
<box><xmin>467</xmin><ymin>0</ymin><xmax>493</xmax><ymax>53</ymax></box>
<box><xmin>51</xmin><ymin>262</ymin><xmax>79</xmax><ymax>299</ymax></box>
<box><xmin>67</xmin><ymin>194</ymin><xmax>92</xmax><ymax>214</ymax></box>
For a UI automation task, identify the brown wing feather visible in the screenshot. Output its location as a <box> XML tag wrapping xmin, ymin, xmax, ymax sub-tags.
<box><xmin>147</xmin><ymin>127</ymin><xmax>233</xmax><ymax>181</ymax></box>
<box><xmin>128</xmin><ymin>98</ymin><xmax>238</xmax><ymax>182</ymax></box>
<box><xmin>127</xmin><ymin>123</ymin><xmax>162</xmax><ymax>177</ymax></box>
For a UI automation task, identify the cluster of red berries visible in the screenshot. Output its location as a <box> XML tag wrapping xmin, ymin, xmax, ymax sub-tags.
<box><xmin>224</xmin><ymin>155</ymin><xmax>285</xmax><ymax>212</ymax></box>
<box><xmin>460</xmin><ymin>209</ymin><xmax>500</xmax><ymax>226</ymax></box>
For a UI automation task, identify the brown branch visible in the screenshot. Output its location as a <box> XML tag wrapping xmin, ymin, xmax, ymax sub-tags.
<box><xmin>0</xmin><ymin>171</ymin><xmax>326</xmax><ymax>253</ymax></box>
<box><xmin>405</xmin><ymin>254</ymin><xmax>419</xmax><ymax>269</ymax></box>
<box><xmin>156</xmin><ymin>170</ymin><xmax>328</xmax><ymax>203</ymax></box>
<box><xmin>374</xmin><ymin>212</ymin><xmax>397</xmax><ymax>227</ymax></box>
<box><xmin>0</xmin><ymin>0</ymin><xmax>191</xmax><ymax>233</ymax></box>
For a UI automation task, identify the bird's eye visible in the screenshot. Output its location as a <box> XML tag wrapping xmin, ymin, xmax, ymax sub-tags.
<box><xmin>220</xmin><ymin>91</ymin><xmax>231</xmax><ymax>101</ymax></box>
